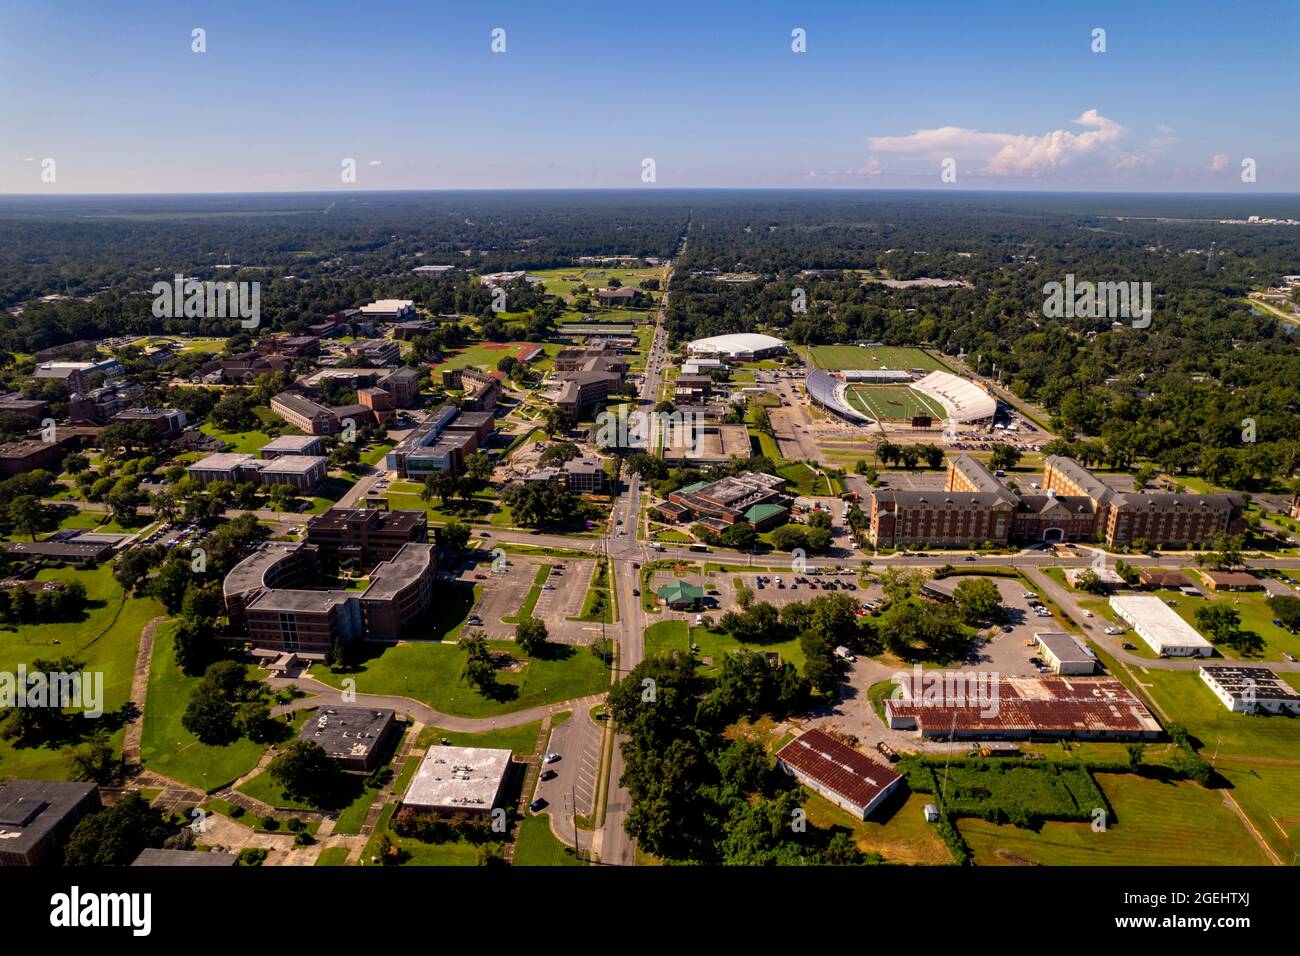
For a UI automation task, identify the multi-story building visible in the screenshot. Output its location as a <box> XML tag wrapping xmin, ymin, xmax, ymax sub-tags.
<box><xmin>223</xmin><ymin>534</ymin><xmax>435</xmax><ymax>655</ymax></box>
<box><xmin>186</xmin><ymin>451</ymin><xmax>327</xmax><ymax>492</ymax></box>
<box><xmin>357</xmin><ymin>299</ymin><xmax>416</xmax><ymax>322</ymax></box>
<box><xmin>866</xmin><ymin>456</ymin><xmax>1246</xmax><ymax>550</ymax></box>
<box><xmin>260</xmin><ymin>435</ymin><xmax>325</xmax><ymax>459</ymax></box>
<box><xmin>111</xmin><ymin>407</ymin><xmax>188</xmax><ymax>439</ymax></box>
<box><xmin>870</xmin><ymin>488</ymin><xmax>1015</xmax><ymax>549</ymax></box>
<box><xmin>270</xmin><ymin>391</ymin><xmax>337</xmax><ymax>435</ymax></box>
<box><xmin>385</xmin><ymin>405</ymin><xmax>492</xmax><ymax>477</ymax></box>
<box><xmin>305</xmin><ymin>507</ymin><xmax>428</xmax><ymax>568</ymax></box>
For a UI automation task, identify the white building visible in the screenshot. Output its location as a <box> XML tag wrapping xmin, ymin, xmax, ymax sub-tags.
<box><xmin>1199</xmin><ymin>666</ymin><xmax>1300</xmax><ymax>715</ymax></box>
<box><xmin>1109</xmin><ymin>595</ymin><xmax>1213</xmax><ymax>657</ymax></box>
<box><xmin>1035</xmin><ymin>631</ymin><xmax>1097</xmax><ymax>675</ymax></box>
<box><xmin>686</xmin><ymin>333</ymin><xmax>786</xmax><ymax>361</ymax></box>
<box><xmin>401</xmin><ymin>745</ymin><xmax>512</xmax><ymax>816</ymax></box>
<box><xmin>358</xmin><ymin>299</ymin><xmax>416</xmax><ymax>321</ymax></box>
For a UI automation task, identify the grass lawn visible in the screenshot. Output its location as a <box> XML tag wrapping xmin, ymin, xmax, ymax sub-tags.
<box><xmin>314</xmin><ymin>846</ymin><xmax>351</xmax><ymax>866</ymax></box>
<box><xmin>807</xmin><ymin>344</ymin><xmax>947</xmax><ymax>373</ymax></box>
<box><xmin>415</xmin><ymin>720</ymin><xmax>543</xmax><ymax>755</ymax></box>
<box><xmin>776</xmin><ymin>462</ymin><xmax>834</xmax><ymax>497</ymax></box>
<box><xmin>1162</xmin><ymin>584</ymin><xmax>1300</xmax><ymax>661</ymax></box>
<box><xmin>801</xmin><ymin>789</ymin><xmax>954</xmax><ymax>864</ymax></box>
<box><xmin>643</xmin><ymin>620</ymin><xmax>805</xmax><ymax>675</ymax></box>
<box><xmin>0</xmin><ymin>564</ymin><xmax>161</xmax><ymax>779</ymax></box>
<box><xmin>138</xmin><ymin>622</ymin><xmax>272</xmax><ymax>790</ymax></box>
<box><xmin>312</xmin><ymin>640</ymin><xmax>608</xmax><ymax>718</ymax></box>
<box><xmin>513</xmin><ymin>814</ymin><xmax>584</xmax><ymax>866</ymax></box>
<box><xmin>959</xmin><ymin>773</ymin><xmax>1271</xmax><ymax>865</ymax></box>
<box><xmin>531</xmin><ymin>265</ymin><xmax>663</xmax><ymax>301</ymax></box>
<box><xmin>1109</xmin><ymin>662</ymin><xmax>1300</xmax><ymax>862</ymax></box>
<box><xmin>199</xmin><ymin>422</ymin><xmax>273</xmax><ymax>454</ymax></box>
<box><xmin>430</xmin><ymin>342</ymin><xmax>537</xmax><ymax>375</ymax></box>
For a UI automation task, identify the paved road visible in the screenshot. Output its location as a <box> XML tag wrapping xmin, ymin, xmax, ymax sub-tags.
<box><xmin>269</xmin><ymin>672</ymin><xmax>607</xmax><ymax>730</ymax></box>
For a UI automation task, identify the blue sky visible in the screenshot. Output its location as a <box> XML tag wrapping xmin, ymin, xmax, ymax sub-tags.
<box><xmin>3</xmin><ymin>0</ymin><xmax>1298</xmax><ymax>193</ymax></box>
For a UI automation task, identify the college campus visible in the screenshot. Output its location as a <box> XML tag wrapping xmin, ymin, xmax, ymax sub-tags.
<box><xmin>2</xmin><ymin>11</ymin><xmax>1300</xmax><ymax>934</ymax></box>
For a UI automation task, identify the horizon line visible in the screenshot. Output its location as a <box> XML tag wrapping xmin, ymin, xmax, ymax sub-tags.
<box><xmin>2</xmin><ymin>186</ymin><xmax>1299</xmax><ymax>200</ymax></box>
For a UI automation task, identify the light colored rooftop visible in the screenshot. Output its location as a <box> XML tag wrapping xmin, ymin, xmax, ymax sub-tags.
<box><xmin>403</xmin><ymin>745</ymin><xmax>512</xmax><ymax>812</ymax></box>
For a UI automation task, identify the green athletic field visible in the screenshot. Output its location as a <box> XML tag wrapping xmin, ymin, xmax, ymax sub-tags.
<box><xmin>808</xmin><ymin>344</ymin><xmax>946</xmax><ymax>372</ymax></box>
<box><xmin>845</xmin><ymin>384</ymin><xmax>946</xmax><ymax>421</ymax></box>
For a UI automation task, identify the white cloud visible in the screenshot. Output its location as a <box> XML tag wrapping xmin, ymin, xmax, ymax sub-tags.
<box><xmin>1208</xmin><ymin>153</ymin><xmax>1230</xmax><ymax>172</ymax></box>
<box><xmin>1149</xmin><ymin>126</ymin><xmax>1176</xmax><ymax>150</ymax></box>
<box><xmin>367</xmin><ymin>159</ymin><xmax>383</xmax><ymax>167</ymax></box>
<box><xmin>867</xmin><ymin>110</ymin><xmax>1126</xmax><ymax>177</ymax></box>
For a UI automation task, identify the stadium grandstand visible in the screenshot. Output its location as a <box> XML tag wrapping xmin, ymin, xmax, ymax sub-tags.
<box><xmin>805</xmin><ymin>369</ymin><xmax>873</xmax><ymax>424</ymax></box>
<box><xmin>910</xmin><ymin>370</ymin><xmax>997</xmax><ymax>423</ymax></box>
<box><xmin>840</xmin><ymin>369</ymin><xmax>914</xmax><ymax>383</ymax></box>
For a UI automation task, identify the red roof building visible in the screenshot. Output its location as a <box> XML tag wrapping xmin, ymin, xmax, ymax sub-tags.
<box><xmin>775</xmin><ymin>729</ymin><xmax>903</xmax><ymax>819</ymax></box>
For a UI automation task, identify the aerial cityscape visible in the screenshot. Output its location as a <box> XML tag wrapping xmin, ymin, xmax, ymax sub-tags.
<box><xmin>1</xmin><ymin>0</ymin><xmax>1297</xmax><ymax>937</ymax></box>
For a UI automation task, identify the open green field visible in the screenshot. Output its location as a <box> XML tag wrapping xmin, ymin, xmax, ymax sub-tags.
<box><xmin>1162</xmin><ymin>581</ymin><xmax>1300</xmax><ymax>662</ymax></box>
<box><xmin>138</xmin><ymin>622</ymin><xmax>272</xmax><ymax>790</ymax></box>
<box><xmin>802</xmin><ymin>790</ymin><xmax>954</xmax><ymax>864</ymax></box>
<box><xmin>845</xmin><ymin>384</ymin><xmax>946</xmax><ymax>421</ymax></box>
<box><xmin>311</xmin><ymin>640</ymin><xmax>608</xmax><ymax>718</ymax></box>
<box><xmin>643</xmin><ymin>620</ymin><xmax>806</xmax><ymax>675</ymax></box>
<box><xmin>1110</xmin><ymin>662</ymin><xmax>1300</xmax><ymax>862</ymax></box>
<box><xmin>430</xmin><ymin>341</ymin><xmax>540</xmax><ymax>375</ymax></box>
<box><xmin>959</xmin><ymin>772</ymin><xmax>1271</xmax><ymax>865</ymax></box>
<box><xmin>199</xmin><ymin>422</ymin><xmax>273</xmax><ymax>454</ymax></box>
<box><xmin>0</xmin><ymin>564</ymin><xmax>161</xmax><ymax>779</ymax></box>
<box><xmin>529</xmin><ymin>266</ymin><xmax>662</xmax><ymax>301</ymax></box>
<box><xmin>808</xmin><ymin>344</ymin><xmax>946</xmax><ymax>372</ymax></box>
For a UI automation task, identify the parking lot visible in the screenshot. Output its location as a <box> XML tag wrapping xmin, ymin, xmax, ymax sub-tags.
<box><xmin>455</xmin><ymin>552</ymin><xmax>598</xmax><ymax>644</ymax></box>
<box><xmin>955</xmin><ymin>576</ymin><xmax>1068</xmax><ymax>677</ymax></box>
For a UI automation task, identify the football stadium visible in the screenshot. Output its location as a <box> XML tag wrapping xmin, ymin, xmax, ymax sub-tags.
<box><xmin>806</xmin><ymin>367</ymin><xmax>996</xmax><ymax>427</ymax></box>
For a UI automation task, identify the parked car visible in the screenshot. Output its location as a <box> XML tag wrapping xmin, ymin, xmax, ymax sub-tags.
<box><xmin>529</xmin><ymin>798</ymin><xmax>547</xmax><ymax>812</ymax></box>
<box><xmin>544</xmin><ymin>752</ymin><xmax>561</xmax><ymax>763</ymax></box>
<box><xmin>540</xmin><ymin>770</ymin><xmax>557</xmax><ymax>781</ymax></box>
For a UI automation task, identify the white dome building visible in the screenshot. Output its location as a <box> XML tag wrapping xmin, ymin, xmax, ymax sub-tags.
<box><xmin>686</xmin><ymin>333</ymin><xmax>786</xmax><ymax>361</ymax></box>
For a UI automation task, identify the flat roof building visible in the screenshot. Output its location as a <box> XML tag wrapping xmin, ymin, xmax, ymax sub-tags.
<box><xmin>260</xmin><ymin>435</ymin><xmax>325</xmax><ymax>458</ymax></box>
<box><xmin>298</xmin><ymin>707</ymin><xmax>400</xmax><ymax>772</ymax></box>
<box><xmin>775</xmin><ymin>729</ymin><xmax>903</xmax><ymax>819</ymax></box>
<box><xmin>401</xmin><ymin>745</ymin><xmax>512</xmax><ymax>816</ymax></box>
<box><xmin>0</xmin><ymin>780</ymin><xmax>99</xmax><ymax>866</ymax></box>
<box><xmin>1035</xmin><ymin>631</ymin><xmax>1097</xmax><ymax>675</ymax></box>
<box><xmin>358</xmin><ymin>299</ymin><xmax>416</xmax><ymax>321</ymax></box>
<box><xmin>1109</xmin><ymin>594</ymin><xmax>1213</xmax><ymax>657</ymax></box>
<box><xmin>1199</xmin><ymin>666</ymin><xmax>1300</xmax><ymax>715</ymax></box>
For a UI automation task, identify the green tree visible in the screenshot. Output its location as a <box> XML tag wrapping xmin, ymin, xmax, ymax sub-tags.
<box><xmin>515</xmin><ymin>616</ymin><xmax>549</xmax><ymax>655</ymax></box>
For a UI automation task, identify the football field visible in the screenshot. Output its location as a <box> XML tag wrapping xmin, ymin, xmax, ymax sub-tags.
<box><xmin>845</xmin><ymin>385</ymin><xmax>946</xmax><ymax>421</ymax></box>
<box><xmin>808</xmin><ymin>344</ymin><xmax>946</xmax><ymax>372</ymax></box>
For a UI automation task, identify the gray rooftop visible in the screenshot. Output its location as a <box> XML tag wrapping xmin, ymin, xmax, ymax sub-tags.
<box><xmin>403</xmin><ymin>745</ymin><xmax>512</xmax><ymax>812</ymax></box>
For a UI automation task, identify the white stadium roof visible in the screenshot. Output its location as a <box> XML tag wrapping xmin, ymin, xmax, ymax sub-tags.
<box><xmin>911</xmin><ymin>370</ymin><xmax>997</xmax><ymax>423</ymax></box>
<box><xmin>686</xmin><ymin>333</ymin><xmax>785</xmax><ymax>358</ymax></box>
